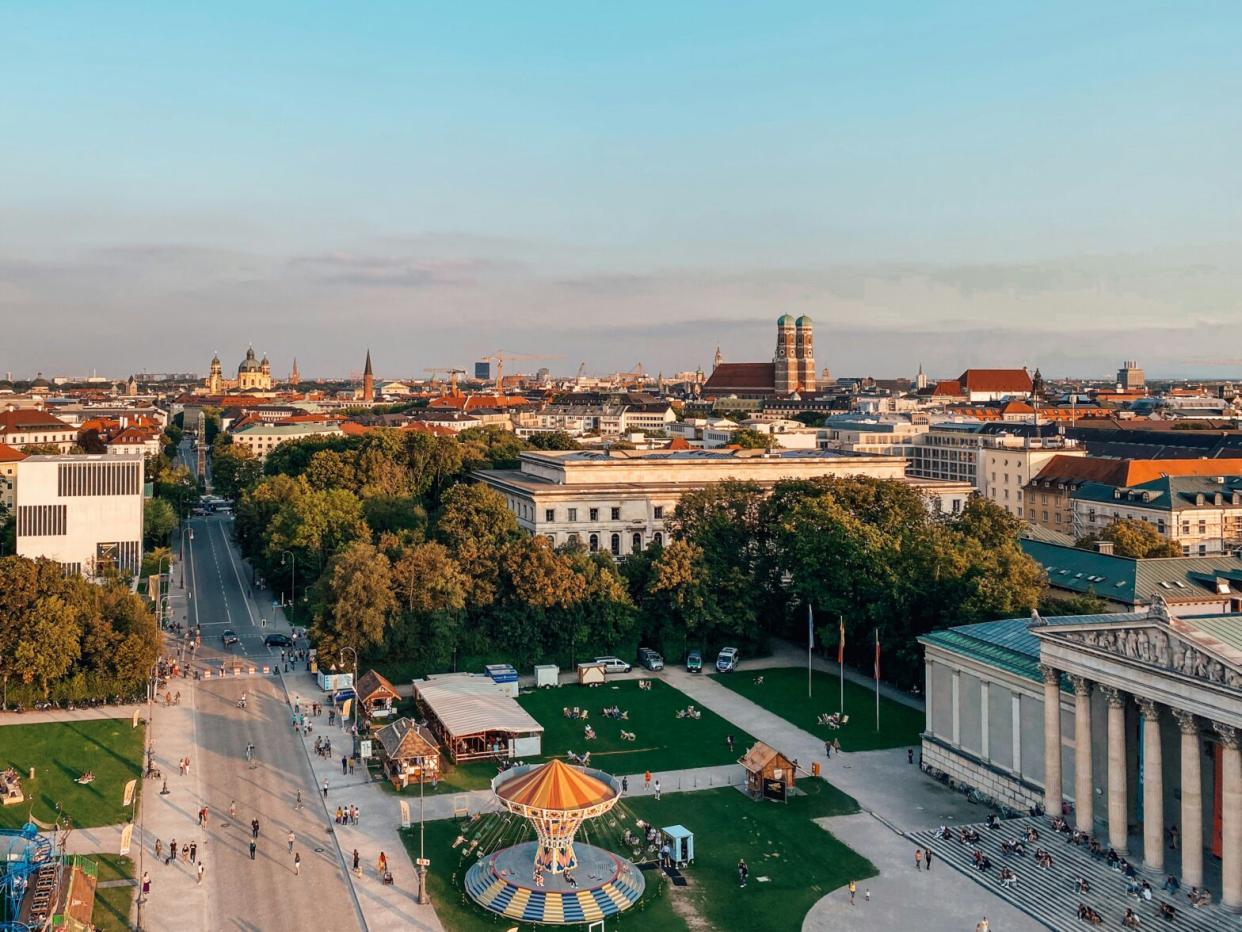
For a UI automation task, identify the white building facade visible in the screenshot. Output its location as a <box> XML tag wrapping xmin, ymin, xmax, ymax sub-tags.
<box><xmin>15</xmin><ymin>454</ymin><xmax>145</xmax><ymax>576</ymax></box>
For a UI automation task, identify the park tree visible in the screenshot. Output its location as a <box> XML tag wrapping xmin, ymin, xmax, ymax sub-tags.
<box><xmin>435</xmin><ymin>483</ymin><xmax>521</xmax><ymax>605</ymax></box>
<box><xmin>1076</xmin><ymin>518</ymin><xmax>1181</xmax><ymax>558</ymax></box>
<box><xmin>15</xmin><ymin>595</ymin><xmax>82</xmax><ymax>696</ymax></box>
<box><xmin>386</xmin><ymin>541</ymin><xmax>469</xmax><ymax>669</ymax></box>
<box><xmin>526</xmin><ymin>431</ymin><xmax>581</xmax><ymax>451</ymax></box>
<box><xmin>458</xmin><ymin>425</ymin><xmax>529</xmax><ymax>470</ymax></box>
<box><xmin>211</xmin><ymin>441</ymin><xmax>262</xmax><ymax>499</ymax></box>
<box><xmin>647</xmin><ymin>539</ymin><xmax>719</xmax><ymax>652</ymax></box>
<box><xmin>311</xmin><ymin>540</ymin><xmax>397</xmax><ymax>658</ymax></box>
<box><xmin>143</xmin><ymin>497</ymin><xmax>178</xmax><ymax>550</ymax></box>
<box><xmin>305</xmin><ymin>449</ymin><xmax>357</xmax><ymax>492</ymax></box>
<box><xmin>730</xmin><ymin>427</ymin><xmax>776</xmax><ymax>450</ymax></box>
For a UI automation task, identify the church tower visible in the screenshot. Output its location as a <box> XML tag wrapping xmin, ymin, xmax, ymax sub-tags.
<box><xmin>794</xmin><ymin>315</ymin><xmax>816</xmax><ymax>392</ymax></box>
<box><xmin>208</xmin><ymin>353</ymin><xmax>222</xmax><ymax>394</ymax></box>
<box><xmin>362</xmin><ymin>349</ymin><xmax>375</xmax><ymax>402</ymax></box>
<box><xmin>289</xmin><ymin>358</ymin><xmax>301</xmax><ymax>386</ymax></box>
<box><xmin>773</xmin><ymin>315</ymin><xmax>797</xmax><ymax>394</ymax></box>
<box><xmin>915</xmin><ymin>363</ymin><xmax>928</xmax><ymax>391</ymax></box>
<box><xmin>713</xmin><ymin>346</ymin><xmax>723</xmax><ymax>371</ymax></box>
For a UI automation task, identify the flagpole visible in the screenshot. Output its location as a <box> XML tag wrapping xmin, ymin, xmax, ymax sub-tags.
<box><xmin>837</xmin><ymin>615</ymin><xmax>845</xmax><ymax>716</ymax></box>
<box><xmin>807</xmin><ymin>604</ymin><xmax>813</xmax><ymax>699</ymax></box>
<box><xmin>874</xmin><ymin>628</ymin><xmax>880</xmax><ymax>732</ymax></box>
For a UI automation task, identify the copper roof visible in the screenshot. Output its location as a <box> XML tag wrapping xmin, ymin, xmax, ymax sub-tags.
<box><xmin>496</xmin><ymin>759</ymin><xmax>614</xmax><ymax>811</ymax></box>
<box><xmin>957</xmin><ymin>368</ymin><xmax>1033</xmax><ymax>393</ymax></box>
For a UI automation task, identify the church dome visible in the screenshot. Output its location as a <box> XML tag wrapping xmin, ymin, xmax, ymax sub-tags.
<box><xmin>777</xmin><ymin>314</ymin><xmax>794</xmax><ymax>326</ymax></box>
<box><xmin>238</xmin><ymin>347</ymin><xmax>262</xmax><ymax>372</ymax></box>
<box><xmin>795</xmin><ymin>315</ymin><xmax>812</xmax><ymax>327</ymax></box>
<box><xmin>31</xmin><ymin>372</ymin><xmax>50</xmax><ymax>388</ymax></box>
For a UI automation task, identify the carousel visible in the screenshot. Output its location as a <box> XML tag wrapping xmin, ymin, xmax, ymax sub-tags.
<box><xmin>464</xmin><ymin>759</ymin><xmax>645</xmax><ymax>924</ymax></box>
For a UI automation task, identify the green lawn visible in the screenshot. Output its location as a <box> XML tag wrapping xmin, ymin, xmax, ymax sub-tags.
<box><xmin>376</xmin><ymin>759</ymin><xmax>496</xmax><ymax>798</ymax></box>
<box><xmin>89</xmin><ymin>854</ymin><xmax>136</xmax><ymax>932</ymax></box>
<box><xmin>408</xmin><ymin>777</ymin><xmax>870</xmax><ymax>932</ymax></box>
<box><xmin>710</xmin><ymin>667</ymin><xmax>924</xmax><ymax>751</ymax></box>
<box><xmin>0</xmin><ymin>719</ymin><xmax>145</xmax><ymax>829</ymax></box>
<box><xmin>517</xmin><ymin>678</ymin><xmax>756</xmax><ymax>774</ymax></box>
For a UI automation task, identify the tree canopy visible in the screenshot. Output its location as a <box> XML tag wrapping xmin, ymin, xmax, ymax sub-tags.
<box><xmin>1076</xmin><ymin>518</ymin><xmax>1181</xmax><ymax>558</ymax></box>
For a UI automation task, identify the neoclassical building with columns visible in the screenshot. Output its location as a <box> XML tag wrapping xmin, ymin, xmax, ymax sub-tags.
<box><xmin>920</xmin><ymin>601</ymin><xmax>1242</xmax><ymax>909</ymax></box>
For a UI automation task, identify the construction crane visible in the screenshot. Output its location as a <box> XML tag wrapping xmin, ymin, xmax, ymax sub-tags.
<box><xmin>482</xmin><ymin>351</ymin><xmax>559</xmax><ymax>391</ymax></box>
<box><xmin>576</xmin><ymin>362</ymin><xmax>587</xmax><ymax>380</ymax></box>
<box><xmin>424</xmin><ymin>368</ymin><xmax>466</xmax><ymax>394</ymax></box>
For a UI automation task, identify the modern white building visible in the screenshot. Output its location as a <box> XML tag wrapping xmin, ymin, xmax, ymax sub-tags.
<box><xmin>15</xmin><ymin>454</ymin><xmax>145</xmax><ymax>576</ymax></box>
<box><xmin>230</xmin><ymin>422</ymin><xmax>345</xmax><ymax>460</ymax></box>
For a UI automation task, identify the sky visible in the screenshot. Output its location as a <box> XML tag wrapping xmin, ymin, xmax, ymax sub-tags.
<box><xmin>2</xmin><ymin>1</ymin><xmax>1240</xmax><ymax>381</ymax></box>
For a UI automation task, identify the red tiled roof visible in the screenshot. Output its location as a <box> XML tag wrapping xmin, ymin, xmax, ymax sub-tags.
<box><xmin>0</xmin><ymin>409</ymin><xmax>73</xmax><ymax>432</ymax></box>
<box><xmin>958</xmin><ymin>369</ymin><xmax>1032</xmax><ymax>393</ymax></box>
<box><xmin>0</xmin><ymin>443</ymin><xmax>27</xmax><ymax>463</ymax></box>
<box><xmin>666</xmin><ymin>436</ymin><xmax>691</xmax><ymax>450</ymax></box>
<box><xmin>930</xmin><ymin>380</ymin><xmax>964</xmax><ymax>397</ymax></box>
<box><xmin>702</xmin><ymin>363</ymin><xmax>776</xmax><ymax>392</ymax></box>
<box><xmin>1032</xmin><ymin>455</ymin><xmax>1242</xmax><ymax>488</ymax></box>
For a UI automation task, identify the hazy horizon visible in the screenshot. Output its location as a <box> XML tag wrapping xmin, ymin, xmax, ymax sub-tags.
<box><xmin>3</xmin><ymin>3</ymin><xmax>1240</xmax><ymax>380</ymax></box>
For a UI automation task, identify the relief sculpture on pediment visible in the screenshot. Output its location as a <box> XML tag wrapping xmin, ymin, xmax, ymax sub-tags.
<box><xmin>1066</xmin><ymin>626</ymin><xmax>1234</xmax><ymax>687</ymax></box>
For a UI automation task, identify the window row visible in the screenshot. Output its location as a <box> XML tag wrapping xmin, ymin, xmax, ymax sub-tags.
<box><xmin>17</xmin><ymin>504</ymin><xmax>67</xmax><ymax>536</ymax></box>
<box><xmin>57</xmin><ymin>460</ymin><xmax>141</xmax><ymax>497</ymax></box>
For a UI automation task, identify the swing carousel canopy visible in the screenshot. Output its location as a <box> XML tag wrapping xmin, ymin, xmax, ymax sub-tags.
<box><xmin>495</xmin><ymin>759</ymin><xmax>616</xmax><ymax>812</ymax></box>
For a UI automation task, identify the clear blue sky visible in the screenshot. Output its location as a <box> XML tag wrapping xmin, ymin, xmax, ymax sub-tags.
<box><xmin>2</xmin><ymin>2</ymin><xmax>1240</xmax><ymax>379</ymax></box>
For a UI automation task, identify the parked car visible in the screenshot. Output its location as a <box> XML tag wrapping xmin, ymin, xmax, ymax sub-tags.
<box><xmin>686</xmin><ymin>650</ymin><xmax>703</xmax><ymax>673</ymax></box>
<box><xmin>637</xmin><ymin>647</ymin><xmax>664</xmax><ymax>671</ymax></box>
<box><xmin>264</xmin><ymin>633</ymin><xmax>293</xmax><ymax>648</ymax></box>
<box><xmin>716</xmin><ymin>647</ymin><xmax>740</xmax><ymax>673</ymax></box>
<box><xmin>221</xmin><ymin>629</ymin><xmax>239</xmax><ymax>646</ymax></box>
<box><xmin>593</xmin><ymin>656</ymin><xmax>632</xmax><ymax>674</ymax></box>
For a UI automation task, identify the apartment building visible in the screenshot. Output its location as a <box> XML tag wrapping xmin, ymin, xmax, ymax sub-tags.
<box><xmin>0</xmin><ymin>443</ymin><xmax>26</xmax><ymax>513</ymax></box>
<box><xmin>15</xmin><ymin>454</ymin><xmax>144</xmax><ymax>576</ymax></box>
<box><xmin>230</xmin><ymin>422</ymin><xmax>344</xmax><ymax>460</ymax></box>
<box><xmin>0</xmin><ymin>409</ymin><xmax>78</xmax><ymax>452</ymax></box>
<box><xmin>1071</xmin><ymin>475</ymin><xmax>1242</xmax><ymax>555</ymax></box>
<box><xmin>821</xmin><ymin>415</ymin><xmax>930</xmax><ymax>458</ymax></box>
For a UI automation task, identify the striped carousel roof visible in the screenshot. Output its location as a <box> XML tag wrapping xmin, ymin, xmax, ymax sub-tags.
<box><xmin>496</xmin><ymin>760</ymin><xmax>615</xmax><ymax>811</ymax></box>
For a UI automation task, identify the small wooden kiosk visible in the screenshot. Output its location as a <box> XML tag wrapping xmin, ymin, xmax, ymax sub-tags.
<box><xmin>356</xmin><ymin>669</ymin><xmax>401</xmax><ymax>720</ymax></box>
<box><xmin>739</xmin><ymin>741</ymin><xmax>797</xmax><ymax>801</ymax></box>
<box><xmin>375</xmin><ymin>717</ymin><xmax>441</xmax><ymax>788</ymax></box>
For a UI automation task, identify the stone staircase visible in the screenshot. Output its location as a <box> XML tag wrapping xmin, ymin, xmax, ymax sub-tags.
<box><xmin>908</xmin><ymin>816</ymin><xmax>1238</xmax><ymax>932</ymax></box>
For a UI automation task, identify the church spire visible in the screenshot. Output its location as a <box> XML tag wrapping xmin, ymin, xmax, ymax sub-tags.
<box><xmin>362</xmin><ymin>349</ymin><xmax>375</xmax><ymax>402</ymax></box>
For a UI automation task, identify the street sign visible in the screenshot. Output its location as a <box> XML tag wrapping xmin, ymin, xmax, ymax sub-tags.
<box><xmin>359</xmin><ymin>739</ymin><xmax>372</xmax><ymax>760</ymax></box>
<box><xmin>762</xmin><ymin>777</ymin><xmax>787</xmax><ymax>802</ymax></box>
<box><xmin>400</xmin><ymin>800</ymin><xmax>410</xmax><ymax>828</ymax></box>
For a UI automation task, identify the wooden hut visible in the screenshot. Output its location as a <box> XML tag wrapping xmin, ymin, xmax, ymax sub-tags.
<box><xmin>356</xmin><ymin>669</ymin><xmax>401</xmax><ymax>719</ymax></box>
<box><xmin>739</xmin><ymin>741</ymin><xmax>797</xmax><ymax>800</ymax></box>
<box><xmin>375</xmin><ymin>717</ymin><xmax>441</xmax><ymax>788</ymax></box>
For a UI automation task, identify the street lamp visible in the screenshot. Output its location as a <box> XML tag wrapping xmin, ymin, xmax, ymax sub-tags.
<box><xmin>281</xmin><ymin>550</ymin><xmax>296</xmax><ymax>607</ymax></box>
<box><xmin>155</xmin><ymin>553</ymin><xmax>172</xmax><ymax>627</ymax></box>
<box><xmin>416</xmin><ymin>756</ymin><xmax>430</xmax><ymax>904</ymax></box>
<box><xmin>339</xmin><ymin>646</ymin><xmax>358</xmax><ymax>735</ymax></box>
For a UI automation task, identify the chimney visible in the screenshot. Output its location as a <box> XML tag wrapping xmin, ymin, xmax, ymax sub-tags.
<box><xmin>1095</xmin><ymin>540</ymin><xmax>1115</xmax><ymax>555</ymax></box>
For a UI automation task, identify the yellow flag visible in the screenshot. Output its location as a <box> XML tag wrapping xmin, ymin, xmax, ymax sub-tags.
<box><xmin>123</xmin><ymin>779</ymin><xmax>137</xmax><ymax>808</ymax></box>
<box><xmin>119</xmin><ymin>822</ymin><xmax>134</xmax><ymax>856</ymax></box>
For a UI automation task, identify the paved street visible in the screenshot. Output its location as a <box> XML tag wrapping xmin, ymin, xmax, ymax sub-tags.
<box><xmin>137</xmin><ymin>515</ymin><xmax>364</xmax><ymax>932</ymax></box>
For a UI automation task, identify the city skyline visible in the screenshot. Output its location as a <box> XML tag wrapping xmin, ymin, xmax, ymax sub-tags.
<box><xmin>3</xmin><ymin>2</ymin><xmax>1240</xmax><ymax>377</ymax></box>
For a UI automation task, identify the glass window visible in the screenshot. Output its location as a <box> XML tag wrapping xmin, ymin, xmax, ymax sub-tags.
<box><xmin>589</xmin><ymin>534</ymin><xmax>599</xmax><ymax>553</ymax></box>
<box><xmin>611</xmin><ymin>507</ymin><xmax>621</xmax><ymax>521</ymax></box>
<box><xmin>610</xmin><ymin>533</ymin><xmax>620</xmax><ymax>556</ymax></box>
<box><xmin>632</xmin><ymin>533</ymin><xmax>642</xmax><ymax>553</ymax></box>
<box><xmin>653</xmin><ymin>532</ymin><xmax>663</xmax><ymax>547</ymax></box>
<box><xmin>568</xmin><ymin>508</ymin><xmax>578</xmax><ymax>521</ymax></box>
<box><xmin>653</xmin><ymin>505</ymin><xmax>664</xmax><ymax>519</ymax></box>
<box><xmin>544</xmin><ymin>508</ymin><xmax>555</xmax><ymax>522</ymax></box>
<box><xmin>589</xmin><ymin>508</ymin><xmax>598</xmax><ymax>521</ymax></box>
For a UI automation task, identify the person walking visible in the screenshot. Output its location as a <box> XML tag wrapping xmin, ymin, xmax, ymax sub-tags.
<box><xmin>825</xmin><ymin>740</ymin><xmax>832</xmax><ymax>759</ymax></box>
<box><xmin>644</xmin><ymin>770</ymin><xmax>652</xmax><ymax>791</ymax></box>
<box><xmin>726</xmin><ymin>734</ymin><xmax>734</xmax><ymax>753</ymax></box>
<box><xmin>975</xmin><ymin>918</ymin><xmax>990</xmax><ymax>932</ymax></box>
<box><xmin>295</xmin><ymin>789</ymin><xmax>303</xmax><ymax>810</ymax></box>
<box><xmin>654</xmin><ymin>779</ymin><xmax>661</xmax><ymax>801</ymax></box>
<box><xmin>924</xmin><ymin>847</ymin><xmax>933</xmax><ymax>870</ymax></box>
<box><xmin>341</xmin><ymin>755</ymin><xmax>348</xmax><ymax>775</ymax></box>
<box><xmin>352</xmin><ymin>849</ymin><xmax>361</xmax><ymax>875</ymax></box>
<box><xmin>288</xmin><ymin>830</ymin><xmax>296</xmax><ymax>854</ymax></box>
<box><xmin>848</xmin><ymin>880</ymin><xmax>856</xmax><ymax>905</ymax></box>
<box><xmin>189</xmin><ymin>841</ymin><xmax>197</xmax><ymax>863</ymax></box>
<box><xmin>229</xmin><ymin>799</ymin><xmax>237</xmax><ymax>820</ymax></box>
<box><xmin>737</xmin><ymin>859</ymin><xmax>748</xmax><ymax>887</ymax></box>
<box><xmin>154</xmin><ymin>839</ymin><xmax>163</xmax><ymax>860</ymax></box>
<box><xmin>141</xmin><ymin>871</ymin><xmax>151</xmax><ymax>900</ymax></box>
<box><xmin>168</xmin><ymin>839</ymin><xmax>177</xmax><ymax>865</ymax></box>
<box><xmin>294</xmin><ymin>851</ymin><xmax>301</xmax><ymax>876</ymax></box>
<box><xmin>914</xmin><ymin>848</ymin><xmax>923</xmax><ymax>870</ymax></box>
<box><xmin>322</xmin><ymin>778</ymin><xmax>329</xmax><ymax>799</ymax></box>
<box><xmin>251</xmin><ymin>818</ymin><xmax>260</xmax><ymax>839</ymax></box>
<box><xmin>249</xmin><ymin>840</ymin><xmax>257</xmax><ymax>860</ymax></box>
<box><xmin>377</xmin><ymin>851</ymin><xmax>388</xmax><ymax>877</ymax></box>
<box><xmin>196</xmin><ymin>861</ymin><xmax>205</xmax><ymax>885</ymax></box>
<box><xmin>621</xmin><ymin>775</ymin><xmax>628</xmax><ymax>794</ymax></box>
<box><xmin>908</xmin><ymin>748</ymin><xmax>914</xmax><ymax>765</ymax></box>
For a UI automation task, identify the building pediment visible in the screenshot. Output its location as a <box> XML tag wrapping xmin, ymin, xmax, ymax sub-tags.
<box><xmin>1037</xmin><ymin>608</ymin><xmax>1242</xmax><ymax>691</ymax></box>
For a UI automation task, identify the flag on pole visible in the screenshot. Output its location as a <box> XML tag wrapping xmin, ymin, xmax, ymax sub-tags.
<box><xmin>807</xmin><ymin>604</ymin><xmax>814</xmax><ymax>649</ymax></box>
<box><xmin>873</xmin><ymin>629</ymin><xmax>880</xmax><ymax>681</ymax></box>
<box><xmin>837</xmin><ymin>618</ymin><xmax>846</xmax><ymax>665</ymax></box>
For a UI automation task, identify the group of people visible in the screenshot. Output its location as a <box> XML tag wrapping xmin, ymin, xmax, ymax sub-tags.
<box><xmin>674</xmin><ymin>705</ymin><xmax>701</xmax><ymax>720</ymax></box>
<box><xmin>600</xmin><ymin>705</ymin><xmax>628</xmax><ymax>720</ymax></box>
<box><xmin>562</xmin><ymin>706</ymin><xmax>590</xmax><ymax>720</ymax></box>
<box><xmin>313</xmin><ymin>735</ymin><xmax>335</xmax><ymax>759</ymax></box>
<box><xmin>334</xmin><ymin>804</ymin><xmax>360</xmax><ymax>826</ymax></box>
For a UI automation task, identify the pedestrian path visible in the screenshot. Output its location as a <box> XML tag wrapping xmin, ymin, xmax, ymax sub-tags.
<box><xmin>0</xmin><ymin>704</ymin><xmax>145</xmax><ymax>727</ymax></box>
<box><xmin>909</xmin><ymin>815</ymin><xmax>1234</xmax><ymax>932</ymax></box>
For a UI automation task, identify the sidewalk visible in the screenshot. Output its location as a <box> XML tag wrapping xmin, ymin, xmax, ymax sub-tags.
<box><xmin>0</xmin><ymin>704</ymin><xmax>145</xmax><ymax>728</ymax></box>
<box><xmin>280</xmin><ymin>669</ymin><xmax>444</xmax><ymax>932</ymax></box>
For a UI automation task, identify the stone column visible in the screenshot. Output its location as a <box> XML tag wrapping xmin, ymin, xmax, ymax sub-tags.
<box><xmin>1216</xmin><ymin>723</ymin><xmax>1242</xmax><ymax>912</ymax></box>
<box><xmin>1173</xmin><ymin>710</ymin><xmax>1203</xmax><ymax>888</ymax></box>
<box><xmin>1102</xmin><ymin>685</ymin><xmax>1128</xmax><ymax>853</ymax></box>
<box><xmin>1040</xmin><ymin>664</ymin><xmax>1062</xmax><ymax>815</ymax></box>
<box><xmin>1137</xmin><ymin>698</ymin><xmax>1163</xmax><ymax>873</ymax></box>
<box><xmin>1070</xmin><ymin>675</ymin><xmax>1094</xmax><ymax>832</ymax></box>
